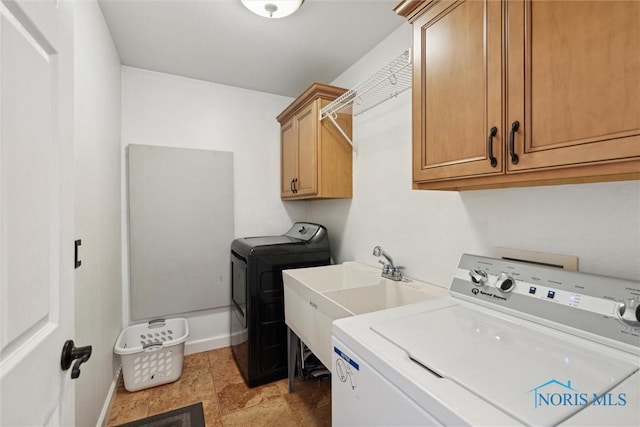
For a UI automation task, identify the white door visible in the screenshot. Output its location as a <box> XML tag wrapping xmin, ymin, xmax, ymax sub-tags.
<box><xmin>0</xmin><ymin>0</ymin><xmax>76</xmax><ymax>425</ymax></box>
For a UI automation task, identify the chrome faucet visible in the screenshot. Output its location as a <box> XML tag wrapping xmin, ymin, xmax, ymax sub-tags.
<box><xmin>372</xmin><ymin>246</ymin><xmax>404</xmax><ymax>281</ymax></box>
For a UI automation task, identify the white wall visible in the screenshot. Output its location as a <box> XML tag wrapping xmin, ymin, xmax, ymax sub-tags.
<box><xmin>119</xmin><ymin>23</ymin><xmax>640</xmax><ymax>357</ymax></box>
<box><xmin>73</xmin><ymin>1</ymin><xmax>122</xmax><ymax>426</ymax></box>
<box><xmin>308</xmin><ymin>24</ymin><xmax>640</xmax><ymax>287</ymax></box>
<box><xmin>121</xmin><ymin>68</ymin><xmax>308</xmax><ymax>349</ymax></box>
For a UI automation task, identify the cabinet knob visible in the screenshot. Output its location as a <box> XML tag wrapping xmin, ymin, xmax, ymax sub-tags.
<box><xmin>509</xmin><ymin>121</ymin><xmax>520</xmax><ymax>165</ymax></box>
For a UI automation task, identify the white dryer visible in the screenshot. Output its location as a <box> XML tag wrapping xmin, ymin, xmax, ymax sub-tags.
<box><xmin>332</xmin><ymin>254</ymin><xmax>640</xmax><ymax>426</ymax></box>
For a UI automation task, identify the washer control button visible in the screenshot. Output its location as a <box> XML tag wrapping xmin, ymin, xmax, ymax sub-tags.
<box><xmin>495</xmin><ymin>273</ymin><xmax>516</xmax><ymax>293</ymax></box>
<box><xmin>618</xmin><ymin>299</ymin><xmax>640</xmax><ymax>327</ymax></box>
<box><xmin>469</xmin><ymin>269</ymin><xmax>488</xmax><ymax>286</ymax></box>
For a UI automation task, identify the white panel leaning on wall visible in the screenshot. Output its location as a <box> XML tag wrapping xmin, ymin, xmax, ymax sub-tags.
<box><xmin>127</xmin><ymin>144</ymin><xmax>234</xmax><ymax>320</ymax></box>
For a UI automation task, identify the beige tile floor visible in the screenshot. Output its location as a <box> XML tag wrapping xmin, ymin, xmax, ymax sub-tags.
<box><xmin>106</xmin><ymin>347</ymin><xmax>331</xmax><ymax>427</ymax></box>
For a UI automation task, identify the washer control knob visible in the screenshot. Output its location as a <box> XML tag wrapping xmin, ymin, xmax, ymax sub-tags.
<box><xmin>617</xmin><ymin>299</ymin><xmax>640</xmax><ymax>327</ymax></box>
<box><xmin>495</xmin><ymin>273</ymin><xmax>516</xmax><ymax>293</ymax></box>
<box><xmin>469</xmin><ymin>269</ymin><xmax>488</xmax><ymax>286</ymax></box>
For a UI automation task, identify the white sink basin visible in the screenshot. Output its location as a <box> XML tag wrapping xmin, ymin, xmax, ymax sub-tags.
<box><xmin>285</xmin><ymin>261</ymin><xmax>384</xmax><ymax>293</ymax></box>
<box><xmin>283</xmin><ymin>261</ymin><xmax>447</xmax><ymax>371</ymax></box>
<box><xmin>323</xmin><ymin>281</ymin><xmax>437</xmax><ymax>315</ymax></box>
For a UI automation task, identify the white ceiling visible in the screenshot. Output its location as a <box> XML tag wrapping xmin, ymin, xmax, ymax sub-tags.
<box><xmin>98</xmin><ymin>0</ymin><xmax>406</xmax><ymax>98</ymax></box>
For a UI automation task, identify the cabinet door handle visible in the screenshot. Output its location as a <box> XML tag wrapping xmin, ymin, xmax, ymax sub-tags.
<box><xmin>509</xmin><ymin>121</ymin><xmax>520</xmax><ymax>165</ymax></box>
<box><xmin>290</xmin><ymin>179</ymin><xmax>295</xmax><ymax>193</ymax></box>
<box><xmin>487</xmin><ymin>126</ymin><xmax>498</xmax><ymax>168</ymax></box>
<box><xmin>293</xmin><ymin>178</ymin><xmax>298</xmax><ymax>193</ymax></box>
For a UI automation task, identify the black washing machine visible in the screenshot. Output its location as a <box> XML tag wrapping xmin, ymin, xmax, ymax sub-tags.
<box><xmin>229</xmin><ymin>222</ymin><xmax>330</xmax><ymax>387</ymax></box>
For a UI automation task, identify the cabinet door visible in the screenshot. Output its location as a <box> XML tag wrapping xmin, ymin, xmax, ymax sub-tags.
<box><xmin>506</xmin><ymin>0</ymin><xmax>640</xmax><ymax>172</ymax></box>
<box><xmin>412</xmin><ymin>0</ymin><xmax>503</xmax><ymax>182</ymax></box>
<box><xmin>294</xmin><ymin>101</ymin><xmax>318</xmax><ymax>196</ymax></box>
<box><xmin>281</xmin><ymin>117</ymin><xmax>297</xmax><ymax>197</ymax></box>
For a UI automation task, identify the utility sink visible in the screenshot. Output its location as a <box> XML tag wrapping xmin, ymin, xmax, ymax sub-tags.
<box><xmin>323</xmin><ymin>280</ymin><xmax>436</xmax><ymax>315</ymax></box>
<box><xmin>283</xmin><ymin>261</ymin><xmax>447</xmax><ymax>373</ymax></box>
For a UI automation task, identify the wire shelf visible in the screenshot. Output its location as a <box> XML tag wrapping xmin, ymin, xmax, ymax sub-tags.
<box><xmin>320</xmin><ymin>49</ymin><xmax>412</xmax><ymax>147</ymax></box>
<box><xmin>324</xmin><ymin>49</ymin><xmax>412</xmax><ymax>118</ymax></box>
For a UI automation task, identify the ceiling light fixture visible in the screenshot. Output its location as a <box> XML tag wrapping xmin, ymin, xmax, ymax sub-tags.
<box><xmin>241</xmin><ymin>0</ymin><xmax>304</xmax><ymax>19</ymax></box>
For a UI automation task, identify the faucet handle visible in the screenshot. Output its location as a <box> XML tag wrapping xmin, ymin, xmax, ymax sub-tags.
<box><xmin>391</xmin><ymin>266</ymin><xmax>405</xmax><ymax>280</ymax></box>
<box><xmin>378</xmin><ymin>260</ymin><xmax>390</xmax><ymax>273</ymax></box>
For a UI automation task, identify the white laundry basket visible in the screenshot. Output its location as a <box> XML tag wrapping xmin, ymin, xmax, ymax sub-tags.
<box><xmin>114</xmin><ymin>318</ymin><xmax>189</xmax><ymax>392</ymax></box>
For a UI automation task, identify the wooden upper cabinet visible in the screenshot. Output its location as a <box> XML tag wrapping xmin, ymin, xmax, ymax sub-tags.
<box><xmin>398</xmin><ymin>0</ymin><xmax>640</xmax><ymax>190</ymax></box>
<box><xmin>280</xmin><ymin>116</ymin><xmax>299</xmax><ymax>197</ymax></box>
<box><xmin>506</xmin><ymin>0</ymin><xmax>640</xmax><ymax>172</ymax></box>
<box><xmin>295</xmin><ymin>101</ymin><xmax>318</xmax><ymax>196</ymax></box>
<box><xmin>277</xmin><ymin>83</ymin><xmax>353</xmax><ymax>200</ymax></box>
<box><xmin>411</xmin><ymin>0</ymin><xmax>503</xmax><ymax>182</ymax></box>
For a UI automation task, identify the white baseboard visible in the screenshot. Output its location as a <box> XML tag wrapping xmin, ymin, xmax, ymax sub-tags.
<box><xmin>97</xmin><ymin>366</ymin><xmax>121</xmax><ymax>427</ymax></box>
<box><xmin>184</xmin><ymin>334</ymin><xmax>231</xmax><ymax>355</ymax></box>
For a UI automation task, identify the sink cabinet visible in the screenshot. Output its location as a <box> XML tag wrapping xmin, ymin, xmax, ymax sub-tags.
<box><xmin>277</xmin><ymin>83</ymin><xmax>353</xmax><ymax>200</ymax></box>
<box><xmin>284</xmin><ymin>285</ymin><xmax>343</xmax><ymax>371</ymax></box>
<box><xmin>396</xmin><ymin>0</ymin><xmax>640</xmax><ymax>190</ymax></box>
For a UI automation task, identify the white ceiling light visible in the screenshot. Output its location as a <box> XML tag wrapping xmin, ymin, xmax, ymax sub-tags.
<box><xmin>241</xmin><ymin>1</ymin><xmax>304</xmax><ymax>19</ymax></box>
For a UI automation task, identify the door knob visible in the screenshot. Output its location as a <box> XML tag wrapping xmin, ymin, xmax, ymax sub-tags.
<box><xmin>60</xmin><ymin>340</ymin><xmax>92</xmax><ymax>379</ymax></box>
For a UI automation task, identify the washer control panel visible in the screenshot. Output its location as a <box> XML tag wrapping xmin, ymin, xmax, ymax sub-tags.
<box><xmin>284</xmin><ymin>222</ymin><xmax>325</xmax><ymax>242</ymax></box>
<box><xmin>451</xmin><ymin>254</ymin><xmax>640</xmax><ymax>350</ymax></box>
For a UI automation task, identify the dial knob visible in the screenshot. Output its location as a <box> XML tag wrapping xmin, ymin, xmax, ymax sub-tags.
<box><xmin>495</xmin><ymin>273</ymin><xmax>516</xmax><ymax>293</ymax></box>
<box><xmin>469</xmin><ymin>269</ymin><xmax>488</xmax><ymax>286</ymax></box>
<box><xmin>617</xmin><ymin>298</ymin><xmax>640</xmax><ymax>327</ymax></box>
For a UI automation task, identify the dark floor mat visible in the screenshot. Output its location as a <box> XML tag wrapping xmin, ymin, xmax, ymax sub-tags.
<box><xmin>115</xmin><ymin>402</ymin><xmax>204</xmax><ymax>427</ymax></box>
